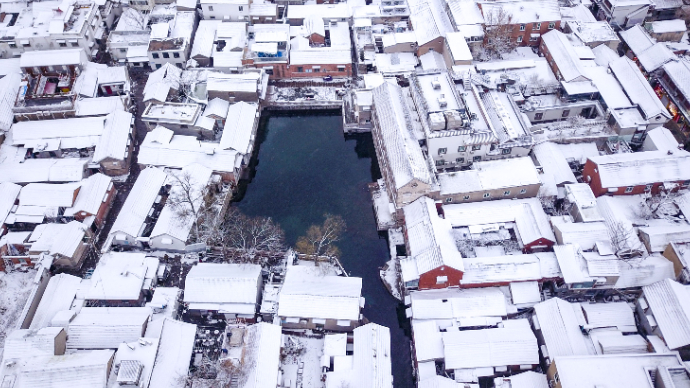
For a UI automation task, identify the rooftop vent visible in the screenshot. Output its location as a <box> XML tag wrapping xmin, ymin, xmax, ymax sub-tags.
<box><xmin>438</xmin><ymin>94</ymin><xmax>447</xmax><ymax>108</ymax></box>
<box><xmin>431</xmin><ymin>77</ymin><xmax>441</xmax><ymax>90</ymax></box>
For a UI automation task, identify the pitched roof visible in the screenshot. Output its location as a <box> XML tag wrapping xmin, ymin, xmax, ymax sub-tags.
<box><xmin>278</xmin><ymin>266</ymin><xmax>362</xmax><ymax>321</ymax></box>
<box><xmin>29</xmin><ymin>274</ymin><xmax>81</xmax><ymax>330</ymax></box>
<box><xmin>609</xmin><ymin>56</ymin><xmax>670</xmax><ymax>120</ymax></box>
<box><xmin>372</xmin><ymin>82</ymin><xmax>433</xmax><ymax>190</ymax></box>
<box><xmin>183</xmin><ymin>263</ymin><xmax>262</xmax><ymax>308</ymax></box>
<box><xmin>240</xmin><ymin>323</ymin><xmax>282</xmax><ymax>388</ymax></box>
<box><xmin>84</xmin><ymin>252</ymin><xmax>157</xmax><ymax>301</ymax></box>
<box><xmin>109</xmin><ymin>167</ymin><xmax>167</xmax><ymax>239</ymax></box>
<box><xmin>442</xmin><ymin>319</ymin><xmax>539</xmax><ymax>369</ymax></box>
<box><xmin>148</xmin><ymin>319</ymin><xmax>197</xmax><ymax>388</ymax></box>
<box><xmin>92</xmin><ymin>111</ymin><xmax>133</xmax><ymax>163</ymax></box>
<box><xmin>643</xmin><ymin>278</ymin><xmax>690</xmax><ymax>349</ymax></box>
<box><xmin>0</xmin><ymin>182</ymin><xmax>23</xmax><ymax>224</ymax></box>
<box><xmin>14</xmin><ymin>349</ymin><xmax>114</xmax><ymax>388</ymax></box>
<box><xmin>353</xmin><ymin>323</ymin><xmax>393</xmax><ymax>388</ymax></box>
<box><xmin>64</xmin><ymin>173</ymin><xmax>112</xmax><ymax>217</ymax></box>
<box><xmin>66</xmin><ymin>307</ymin><xmax>151</xmax><ymax>349</ymax></box>
<box><xmin>541</xmin><ymin>30</ymin><xmax>589</xmax><ymax>83</ymax></box>
<box><xmin>587</xmin><ymin>151</ymin><xmax>690</xmax><ymax>188</ymax></box>
<box><xmin>220</xmin><ymin>102</ymin><xmax>258</xmax><ymax>154</ymax></box>
<box><xmin>143</xmin><ymin>63</ymin><xmax>181</xmax><ymax>102</ymax></box>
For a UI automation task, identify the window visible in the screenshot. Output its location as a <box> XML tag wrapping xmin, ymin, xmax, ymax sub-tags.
<box><xmin>463</xmin><ymin>195</ymin><xmax>470</xmax><ymax>200</ymax></box>
<box><xmin>517</xmin><ymin>35</ymin><xmax>523</xmax><ymax>43</ymax></box>
<box><xmin>562</xmin><ymin>109</ymin><xmax>570</xmax><ymax>118</ymax></box>
<box><xmin>8</xmin><ymin>42</ymin><xmax>16</xmax><ymax>48</ymax></box>
<box><xmin>60</xmin><ymin>42</ymin><xmax>68</xmax><ymax>47</ymax></box>
<box><xmin>458</xmin><ymin>145</ymin><xmax>466</xmax><ymax>152</ymax></box>
<box><xmin>119</xmin><ymin>48</ymin><xmax>127</xmax><ymax>53</ymax></box>
<box><xmin>156</xmin><ymin>64</ymin><xmax>162</xmax><ymax>69</ymax></box>
<box><xmin>337</xmin><ymin>66</ymin><xmax>346</xmax><ymax>72</ymax></box>
<box><xmin>473</xmin><ymin>155</ymin><xmax>481</xmax><ymax>162</ymax></box>
<box><xmin>239</xmin><ymin>5</ymin><xmax>243</xmax><ymax>10</ymax></box>
<box><xmin>534</xmin><ymin>22</ymin><xmax>541</xmax><ymax>30</ymax></box>
<box><xmin>504</xmin><ymin>190</ymin><xmax>511</xmax><ymax>196</ymax></box>
<box><xmin>472</xmin><ymin>145</ymin><xmax>481</xmax><ymax>151</ymax></box>
<box><xmin>23</xmin><ymin>41</ymin><xmax>30</xmax><ymax>47</ymax></box>
<box><xmin>483</xmin><ymin>192</ymin><xmax>491</xmax><ymax>198</ymax></box>
<box><xmin>306</xmin><ymin>69</ymin><xmax>312</xmax><ymax>73</ymax></box>
<box><xmin>445</xmin><ymin>197</ymin><xmax>453</xmax><ymax>203</ymax></box>
<box><xmin>208</xmin><ymin>5</ymin><xmax>213</xmax><ymax>10</ymax></box>
<box><xmin>71</xmin><ymin>41</ymin><xmax>79</xmax><ymax>47</ymax></box>
<box><xmin>436</xmin><ymin>276</ymin><xmax>448</xmax><ymax>284</ymax></box>
<box><xmin>176</xmin><ymin>63</ymin><xmax>182</xmax><ymax>68</ymax></box>
<box><xmin>438</xmin><ymin>148</ymin><xmax>447</xmax><ymax>155</ymax></box>
<box><xmin>210</xmin><ymin>16</ymin><xmax>216</xmax><ymax>19</ymax></box>
<box><xmin>520</xmin><ymin>188</ymin><xmax>527</xmax><ymax>194</ymax></box>
<box><xmin>534</xmin><ymin>112</ymin><xmax>543</xmax><ymax>120</ymax></box>
<box><xmin>314</xmin><ymin>68</ymin><xmax>320</xmax><ymax>72</ymax></box>
<box><xmin>548</xmin><ymin>22</ymin><xmax>555</xmax><ymax>29</ymax></box>
<box><xmin>297</xmin><ymin>66</ymin><xmax>303</xmax><ymax>72</ymax></box>
<box><xmin>645</xmin><ymin>184</ymin><xmax>653</xmax><ymax>191</ymax></box>
<box><xmin>519</xmin><ymin>24</ymin><xmax>525</xmax><ymax>31</ymax></box>
<box><xmin>173</xmin><ymin>52</ymin><xmax>180</xmax><ymax>58</ymax></box>
<box><xmin>501</xmin><ymin>148</ymin><xmax>511</xmax><ymax>155</ymax></box>
<box><xmin>456</xmin><ymin>157</ymin><xmax>465</xmax><ymax>163</ymax></box>
<box><xmin>625</xmin><ymin>186</ymin><xmax>634</xmax><ymax>193</ymax></box>
<box><xmin>436</xmin><ymin>160</ymin><xmax>446</xmax><ymax>166</ymax></box>
<box><xmin>152</xmin><ymin>53</ymin><xmax>159</xmax><ymax>59</ymax></box>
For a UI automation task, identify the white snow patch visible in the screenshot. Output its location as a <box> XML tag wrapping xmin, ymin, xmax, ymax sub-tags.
<box><xmin>0</xmin><ymin>270</ymin><xmax>37</xmax><ymax>349</ymax></box>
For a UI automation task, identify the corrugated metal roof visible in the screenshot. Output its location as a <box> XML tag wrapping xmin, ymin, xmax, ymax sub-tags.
<box><xmin>92</xmin><ymin>111</ymin><xmax>133</xmax><ymax>163</ymax></box>
<box><xmin>17</xmin><ymin>349</ymin><xmax>114</xmax><ymax>388</ymax></box>
<box><xmin>183</xmin><ymin>263</ymin><xmax>261</xmax><ymax>306</ymax></box>
<box><xmin>109</xmin><ymin>167</ymin><xmax>167</xmax><ymax>239</ymax></box>
<box><xmin>354</xmin><ymin>323</ymin><xmax>393</xmax><ymax>388</ymax></box>
<box><xmin>240</xmin><ymin>323</ymin><xmax>282</xmax><ymax>388</ymax></box>
<box><xmin>442</xmin><ymin>319</ymin><xmax>538</xmax><ymax>369</ymax></box>
<box><xmin>533</xmin><ymin>298</ymin><xmax>594</xmax><ymax>358</ymax></box>
<box><xmin>29</xmin><ymin>274</ymin><xmax>81</xmax><ymax>330</ymax></box>
<box><xmin>64</xmin><ymin>173</ymin><xmax>112</xmax><ymax>218</ymax></box>
<box><xmin>580</xmin><ymin>302</ymin><xmax>636</xmax><ymax>331</ymax></box>
<box><xmin>278</xmin><ymin>266</ymin><xmax>362</xmax><ymax>320</ymax></box>
<box><xmin>410</xmin><ymin>287</ymin><xmax>507</xmax><ymax>320</ymax></box>
<box><xmin>220</xmin><ymin>102</ymin><xmax>259</xmax><ymax>154</ymax></box>
<box><xmin>66</xmin><ymin>307</ymin><xmax>151</xmax><ymax>349</ymax></box>
<box><xmin>643</xmin><ymin>279</ymin><xmax>690</xmax><ymax>350</ymax></box>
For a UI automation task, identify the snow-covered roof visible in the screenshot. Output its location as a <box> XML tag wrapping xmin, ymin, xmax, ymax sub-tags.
<box><xmin>439</xmin><ymin>157</ymin><xmax>540</xmax><ymax>195</ymax></box>
<box><xmin>84</xmin><ymin>252</ymin><xmax>158</xmax><ymax>301</ymax></box>
<box><xmin>568</xmin><ymin>21</ymin><xmax>618</xmax><ymax>44</ymax></box>
<box><xmin>207</xmin><ymin>72</ymin><xmax>261</xmax><ymax>94</ymax></box>
<box><xmin>278</xmin><ymin>266</ymin><xmax>362</xmax><ymax>321</ymax></box>
<box><xmin>532</xmin><ymin>141</ymin><xmax>577</xmax><ymax>196</ymax></box>
<box><xmin>3</xmin><ymin>327</ymin><xmax>65</xmax><ymax>360</ymax></box>
<box><xmin>662</xmin><ymin>60</ymin><xmax>690</xmax><ymax>100</ymax></box>
<box><xmin>66</xmin><ymin>307</ymin><xmax>151</xmax><ymax>349</ymax></box>
<box><xmin>533</xmin><ymin>297</ymin><xmax>594</xmax><ymax>358</ymax></box>
<box><xmin>637</xmin><ymin>42</ymin><xmax>676</xmax><ymax>73</ymax></box>
<box><xmin>445</xmin><ymin>32</ymin><xmax>472</xmax><ymax>62</ymax></box>
<box><xmin>461</xmin><ymin>254</ymin><xmax>546</xmax><ymax>285</ymax></box>
<box><xmin>443</xmin><ymin>198</ymin><xmax>556</xmax><ymax>245</ymax></box>
<box><xmin>139</xmin><ymin>127</ymin><xmax>239</xmax><ymax>173</ymax></box>
<box><xmin>240</xmin><ymin>323</ymin><xmax>282</xmax><ymax>388</ymax></box>
<box><xmin>403</xmin><ymin>196</ymin><xmax>464</xmax><ymax>280</ymax></box>
<box><xmin>289</xmin><ymin>49</ymin><xmax>352</xmax><ymax>65</ymax></box>
<box><xmin>19</xmin><ymin>49</ymin><xmax>87</xmax><ymax>68</ymax></box>
<box><xmin>480</xmin><ymin>0</ymin><xmax>561</xmax><ymax>24</ymax></box>
<box><xmin>587</xmin><ymin>151</ymin><xmax>690</xmax><ymax>188</ymax></box>
<box><xmin>191</xmin><ymin>20</ymin><xmax>222</xmax><ymax>59</ymax></box>
<box><xmin>220</xmin><ymin>102</ymin><xmax>258</xmax><ymax>154</ymax></box>
<box><xmin>63</xmin><ymin>173</ymin><xmax>112</xmax><ymax>218</ymax></box>
<box><xmin>12</xmin><ymin>116</ymin><xmax>107</xmax><ymax>149</ymax></box>
<box><xmin>442</xmin><ymin>318</ymin><xmax>539</xmax><ymax>369</ymax></box>
<box><xmin>609</xmin><ymin>56</ymin><xmax>670</xmax><ymax>120</ymax></box>
<box><xmin>494</xmin><ymin>371</ymin><xmax>549</xmax><ymax>388</ymax></box>
<box><xmin>553</xmin><ymin>222</ymin><xmax>610</xmax><ymax>250</ymax></box>
<box><xmin>584</xmin><ymin>66</ymin><xmax>631</xmax><ymax>110</ymax></box>
<box><xmin>109</xmin><ymin>338</ymin><xmax>159</xmax><ymax>388</ymax></box>
<box><xmin>552</xmin><ymin>244</ymin><xmax>594</xmax><ymax>284</ymax></box>
<box><xmin>148</xmin><ymin>319</ymin><xmax>197</xmax><ymax>388</ymax></box>
<box><xmin>639</xmin><ymin>224</ymin><xmax>690</xmax><ymax>252</ymax></box>
<box><xmin>541</xmin><ymin>30</ymin><xmax>589</xmax><ymax>83</ymax></box>
<box><xmin>412</xmin><ymin>320</ymin><xmax>444</xmax><ymax>362</ymax></box>
<box><xmin>75</xmin><ymin>96</ymin><xmax>126</xmax><ymax>117</ymax></box>
<box><xmin>619</xmin><ymin>25</ymin><xmax>655</xmax><ymax>56</ymax></box>
<box><xmin>648</xmin><ymin>19</ymin><xmax>686</xmax><ymax>34</ymax></box>
<box><xmin>409</xmin><ymin>287</ymin><xmax>508</xmax><ymax>321</ymax></box>
<box><xmin>0</xmin><ymin>158</ymin><xmax>89</xmax><ymax>184</ymax></box>
<box><xmin>353</xmin><ymin>323</ymin><xmax>393</xmax><ymax>388</ymax></box>
<box><xmin>374</xmin><ymin>52</ymin><xmax>419</xmax><ymax>73</ymax></box>
<box><xmin>143</xmin><ymin>63</ymin><xmax>181</xmax><ymax>102</ymax></box>
<box><xmin>150</xmin><ymin>163</ymin><xmax>213</xmax><ymax>243</ymax></box>
<box><xmin>29</xmin><ymin>221</ymin><xmax>87</xmax><ymax>259</ymax></box>
<box><xmin>109</xmin><ymin>167</ymin><xmax>167</xmax><ymax>239</ymax></box>
<box><xmin>580</xmin><ymin>301</ymin><xmax>636</xmax><ymax>331</ymax></box>
<box><xmin>17</xmin><ymin>182</ymin><xmax>75</xmax><ymax>208</ymax></box>
<box><xmin>643</xmin><ymin>126</ymin><xmax>681</xmax><ymax>153</ymax></box>
<box><xmin>408</xmin><ymin>0</ymin><xmax>454</xmax><ymax>45</ymax></box>
<box><xmin>0</xmin><ymin>72</ymin><xmax>20</xmax><ymax>132</ymax></box>
<box><xmin>29</xmin><ymin>273</ymin><xmax>81</xmax><ymax>330</ymax></box>
<box><xmin>287</xmin><ymin>3</ymin><xmax>350</xmax><ymax>19</ymax></box>
<box><xmin>553</xmin><ymin>353</ymin><xmax>686</xmax><ymax>388</ymax></box>
<box><xmin>204</xmin><ymin>98</ymin><xmax>230</xmax><ymax>119</ymax></box>
<box><xmin>372</xmin><ymin>82</ymin><xmax>433</xmax><ymax>190</ymax></box>
<box><xmin>643</xmin><ymin>279</ymin><xmax>690</xmax><ymax>350</ymax></box>
<box><xmin>183</xmin><ymin>263</ymin><xmax>262</xmax><ymax>312</ymax></box>
<box><xmin>92</xmin><ymin>111</ymin><xmax>132</xmax><ymax>163</ymax></box>
<box><xmin>0</xmin><ymin>182</ymin><xmax>21</xmax><ymax>225</ymax></box>
<box><xmin>8</xmin><ymin>349</ymin><xmax>115</xmax><ymax>388</ymax></box>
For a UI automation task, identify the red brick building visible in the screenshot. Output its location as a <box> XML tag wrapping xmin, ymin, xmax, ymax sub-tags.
<box><xmin>583</xmin><ymin>151</ymin><xmax>690</xmax><ymax>197</ymax></box>
<box><xmin>479</xmin><ymin>0</ymin><xmax>561</xmax><ymax>46</ymax></box>
<box><xmin>63</xmin><ymin>173</ymin><xmax>117</xmax><ymax>229</ymax></box>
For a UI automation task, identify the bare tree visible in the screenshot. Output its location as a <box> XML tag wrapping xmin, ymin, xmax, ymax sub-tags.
<box><xmin>222</xmin><ymin>208</ymin><xmax>285</xmax><ymax>264</ymax></box>
<box><xmin>638</xmin><ymin>183</ymin><xmax>680</xmax><ymax>220</ymax></box>
<box><xmin>166</xmin><ymin>171</ymin><xmax>212</xmax><ymax>244</ymax></box>
<box><xmin>118</xmin><ymin>7</ymin><xmax>149</xmax><ymax>31</ymax></box>
<box><xmin>608</xmin><ymin>220</ymin><xmax>643</xmax><ymax>261</ymax></box>
<box><xmin>482</xmin><ymin>8</ymin><xmax>517</xmax><ymax>58</ymax></box>
<box><xmin>295</xmin><ymin>214</ymin><xmax>346</xmax><ymax>262</ymax></box>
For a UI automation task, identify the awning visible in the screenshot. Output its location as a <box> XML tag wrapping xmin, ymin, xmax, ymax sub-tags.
<box><xmin>69</xmin><ymin>39</ymin><xmax>78</xmax><ymax>44</ymax></box>
<box><xmin>336</xmin><ymin>320</ymin><xmax>351</xmax><ymax>326</ymax></box>
<box><xmin>530</xmin><ymin>33</ymin><xmax>540</xmax><ymax>38</ymax></box>
<box><xmin>56</xmin><ymin>39</ymin><xmax>66</xmax><ymax>44</ymax></box>
<box><xmin>19</xmin><ymin>40</ymin><xmax>29</xmax><ymax>45</ymax></box>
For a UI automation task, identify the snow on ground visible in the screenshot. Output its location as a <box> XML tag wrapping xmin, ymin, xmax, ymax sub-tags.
<box><xmin>269</xmin><ymin>86</ymin><xmax>341</xmax><ymax>102</ymax></box>
<box><xmin>0</xmin><ymin>270</ymin><xmax>37</xmax><ymax>349</ymax></box>
<box><xmin>281</xmin><ymin>335</ymin><xmax>324</xmax><ymax>388</ymax></box>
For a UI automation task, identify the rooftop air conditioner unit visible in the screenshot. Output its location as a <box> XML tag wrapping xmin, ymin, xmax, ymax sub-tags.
<box><xmin>431</xmin><ymin>77</ymin><xmax>441</xmax><ymax>90</ymax></box>
<box><xmin>438</xmin><ymin>94</ymin><xmax>447</xmax><ymax>108</ymax></box>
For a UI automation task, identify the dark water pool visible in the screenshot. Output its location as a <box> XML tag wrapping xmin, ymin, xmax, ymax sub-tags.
<box><xmin>233</xmin><ymin>111</ymin><xmax>414</xmax><ymax>388</ymax></box>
